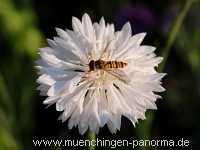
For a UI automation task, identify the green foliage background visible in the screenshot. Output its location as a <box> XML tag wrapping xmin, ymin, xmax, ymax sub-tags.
<box><xmin>0</xmin><ymin>0</ymin><xmax>199</xmax><ymax>149</ymax></box>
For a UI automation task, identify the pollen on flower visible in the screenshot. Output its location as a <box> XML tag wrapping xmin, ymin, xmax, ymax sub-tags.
<box><xmin>36</xmin><ymin>13</ymin><xmax>166</xmax><ymax>135</ymax></box>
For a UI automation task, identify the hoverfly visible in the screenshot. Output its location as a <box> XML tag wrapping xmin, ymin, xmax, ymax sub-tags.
<box><xmin>88</xmin><ymin>59</ymin><xmax>129</xmax><ymax>83</ymax></box>
<box><xmin>88</xmin><ymin>59</ymin><xmax>127</xmax><ymax>71</ymax></box>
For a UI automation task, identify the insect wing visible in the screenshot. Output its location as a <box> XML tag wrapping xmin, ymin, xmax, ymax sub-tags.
<box><xmin>105</xmin><ymin>69</ymin><xmax>130</xmax><ymax>83</ymax></box>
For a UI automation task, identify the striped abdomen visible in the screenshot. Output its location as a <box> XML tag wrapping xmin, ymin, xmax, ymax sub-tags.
<box><xmin>89</xmin><ymin>59</ymin><xmax>127</xmax><ymax>71</ymax></box>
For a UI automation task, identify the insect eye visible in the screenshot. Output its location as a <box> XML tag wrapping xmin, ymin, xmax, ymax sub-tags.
<box><xmin>89</xmin><ymin>60</ymin><xmax>95</xmax><ymax>70</ymax></box>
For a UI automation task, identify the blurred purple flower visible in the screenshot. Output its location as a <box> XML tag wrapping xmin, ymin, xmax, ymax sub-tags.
<box><xmin>161</xmin><ymin>5</ymin><xmax>178</xmax><ymax>36</ymax></box>
<box><xmin>116</xmin><ymin>4</ymin><xmax>155</xmax><ymax>34</ymax></box>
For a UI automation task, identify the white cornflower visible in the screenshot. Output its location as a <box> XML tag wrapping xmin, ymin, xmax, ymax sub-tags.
<box><xmin>36</xmin><ymin>13</ymin><xmax>166</xmax><ymax>134</ymax></box>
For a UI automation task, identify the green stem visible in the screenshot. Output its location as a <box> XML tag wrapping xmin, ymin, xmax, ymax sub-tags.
<box><xmin>159</xmin><ymin>0</ymin><xmax>195</xmax><ymax>72</ymax></box>
<box><xmin>88</xmin><ymin>131</ymin><xmax>96</xmax><ymax>150</ymax></box>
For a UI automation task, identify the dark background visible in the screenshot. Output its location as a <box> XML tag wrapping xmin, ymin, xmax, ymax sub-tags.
<box><xmin>0</xmin><ymin>0</ymin><xmax>200</xmax><ymax>149</ymax></box>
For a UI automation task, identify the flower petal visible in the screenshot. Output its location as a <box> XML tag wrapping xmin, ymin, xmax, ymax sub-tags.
<box><xmin>82</xmin><ymin>13</ymin><xmax>95</xmax><ymax>42</ymax></box>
